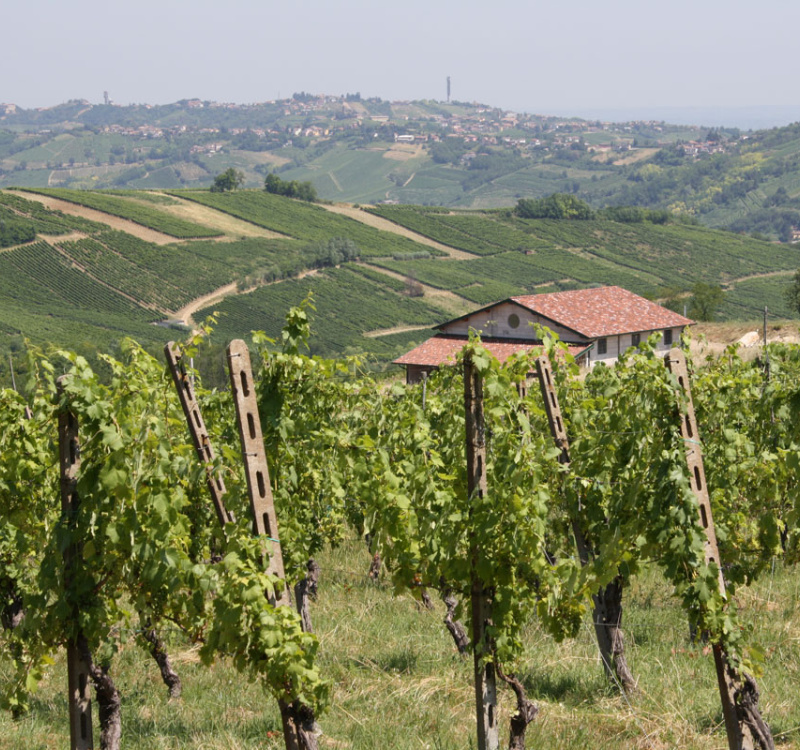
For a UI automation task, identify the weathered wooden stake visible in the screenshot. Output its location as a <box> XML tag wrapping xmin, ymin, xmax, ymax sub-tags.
<box><xmin>534</xmin><ymin>355</ymin><xmax>636</xmax><ymax>694</ymax></box>
<box><xmin>665</xmin><ymin>349</ymin><xmax>774</xmax><ymax>750</ymax></box>
<box><xmin>226</xmin><ymin>340</ymin><xmax>317</xmax><ymax>750</ymax></box>
<box><xmin>57</xmin><ymin>377</ymin><xmax>94</xmax><ymax>750</ymax></box>
<box><xmin>463</xmin><ymin>352</ymin><xmax>500</xmax><ymax>750</ymax></box>
<box><xmin>164</xmin><ymin>342</ymin><xmax>233</xmax><ymax>527</ymax></box>
<box><xmin>227</xmin><ymin>340</ymin><xmax>288</xmax><ymax>602</ymax></box>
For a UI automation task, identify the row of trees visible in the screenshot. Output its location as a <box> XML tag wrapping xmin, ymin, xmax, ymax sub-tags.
<box><xmin>264</xmin><ymin>173</ymin><xmax>318</xmax><ymax>202</ymax></box>
<box><xmin>210</xmin><ymin>169</ymin><xmax>319</xmax><ymax>203</ymax></box>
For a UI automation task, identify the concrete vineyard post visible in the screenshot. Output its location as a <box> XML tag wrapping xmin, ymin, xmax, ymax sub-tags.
<box><xmin>226</xmin><ymin>340</ymin><xmax>318</xmax><ymax>750</ymax></box>
<box><xmin>665</xmin><ymin>349</ymin><xmax>774</xmax><ymax>750</ymax></box>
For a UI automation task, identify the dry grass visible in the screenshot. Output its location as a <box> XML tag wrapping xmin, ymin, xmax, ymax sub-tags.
<box><xmin>2</xmin><ymin>540</ymin><xmax>799</xmax><ymax>749</ymax></box>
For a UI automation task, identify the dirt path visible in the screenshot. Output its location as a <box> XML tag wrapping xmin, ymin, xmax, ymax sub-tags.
<box><xmin>723</xmin><ymin>269</ymin><xmax>795</xmax><ymax>288</ymax></box>
<box><xmin>16</xmin><ymin>191</ymin><xmax>181</xmax><ymax>245</ymax></box>
<box><xmin>320</xmin><ymin>203</ymin><xmax>477</xmax><ymax>260</ymax></box>
<box><xmin>0</xmin><ymin>231</ymin><xmax>87</xmax><ymax>254</ymax></box>
<box><xmin>173</xmin><ymin>282</ymin><xmax>239</xmax><ymax>325</ymax></box>
<box><xmin>173</xmin><ymin>269</ymin><xmax>322</xmax><ymax>326</ymax></box>
<box><xmin>364</xmin><ymin>324</ymin><xmax>432</xmax><ymax>338</ymax></box>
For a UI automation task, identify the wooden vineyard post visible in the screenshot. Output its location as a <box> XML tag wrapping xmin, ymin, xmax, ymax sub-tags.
<box><xmin>226</xmin><ymin>340</ymin><xmax>317</xmax><ymax>750</ymax></box>
<box><xmin>534</xmin><ymin>355</ymin><xmax>636</xmax><ymax>694</ymax></box>
<box><xmin>534</xmin><ymin>356</ymin><xmax>588</xmax><ymax>563</ymax></box>
<box><xmin>57</xmin><ymin>377</ymin><xmax>94</xmax><ymax>750</ymax></box>
<box><xmin>164</xmin><ymin>342</ymin><xmax>234</xmax><ymax>527</ymax></box>
<box><xmin>665</xmin><ymin>349</ymin><xmax>774</xmax><ymax>750</ymax></box>
<box><xmin>463</xmin><ymin>352</ymin><xmax>500</xmax><ymax>750</ymax></box>
<box><xmin>226</xmin><ymin>340</ymin><xmax>288</xmax><ymax>602</ymax></box>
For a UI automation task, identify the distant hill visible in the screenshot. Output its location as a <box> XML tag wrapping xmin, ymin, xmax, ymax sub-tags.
<box><xmin>7</xmin><ymin>93</ymin><xmax>799</xmax><ymax>239</ymax></box>
<box><xmin>5</xmin><ymin>96</ymin><xmax>800</xmax><ymax>240</ymax></box>
<box><xmin>0</xmin><ymin>185</ymin><xmax>797</xmax><ymax>387</ymax></box>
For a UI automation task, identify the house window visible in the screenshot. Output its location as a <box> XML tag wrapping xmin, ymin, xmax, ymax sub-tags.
<box><xmin>631</xmin><ymin>332</ymin><xmax>641</xmax><ymax>347</ymax></box>
<box><xmin>663</xmin><ymin>329</ymin><xmax>673</xmax><ymax>346</ymax></box>
<box><xmin>597</xmin><ymin>338</ymin><xmax>607</xmax><ymax>355</ymax></box>
<box><xmin>508</xmin><ymin>313</ymin><xmax>520</xmax><ymax>329</ymax></box>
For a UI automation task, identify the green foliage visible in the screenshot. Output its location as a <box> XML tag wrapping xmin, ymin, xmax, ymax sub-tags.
<box><xmin>211</xmin><ymin>168</ymin><xmax>245</xmax><ymax>193</ymax></box>
<box><xmin>515</xmin><ymin>193</ymin><xmax>595</xmax><ymax>220</ymax></box>
<box><xmin>264</xmin><ymin>172</ymin><xmax>318</xmax><ymax>202</ymax></box>
<box><xmin>597</xmin><ymin>206</ymin><xmax>672</xmax><ymax>224</ymax></box>
<box><xmin>1</xmin><ymin>339</ymin><xmax>329</xmax><ymax>719</ymax></box>
<box><xmin>784</xmin><ymin>268</ymin><xmax>800</xmax><ymax>315</ymax></box>
<box><xmin>199</xmin><ymin>266</ymin><xmax>443</xmax><ymax>359</ymax></box>
<box><xmin>368</xmin><ymin>205</ymin><xmax>544</xmax><ymax>255</ymax></box>
<box><xmin>689</xmin><ymin>282</ymin><xmax>725</xmax><ymax>322</ymax></box>
<box><xmin>0</xmin><ymin>219</ymin><xmax>35</xmax><ymax>248</ymax></box>
<box><xmin>253</xmin><ymin>296</ymin><xmax>372</xmax><ymax>582</ymax></box>
<box><xmin>5</xmin><ymin>308</ymin><xmax>800</xmax><ymax>744</ymax></box>
<box><xmin>1</xmin><ymin>191</ymin><xmax>102</xmax><ymax>234</ymax></box>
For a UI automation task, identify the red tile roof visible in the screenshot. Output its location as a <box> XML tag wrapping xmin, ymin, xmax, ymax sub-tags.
<box><xmin>511</xmin><ymin>286</ymin><xmax>693</xmax><ymax>338</ymax></box>
<box><xmin>393</xmin><ymin>334</ymin><xmax>589</xmax><ymax>368</ymax></box>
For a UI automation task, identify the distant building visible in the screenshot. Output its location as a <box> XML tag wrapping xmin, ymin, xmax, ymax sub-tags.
<box><xmin>394</xmin><ymin>286</ymin><xmax>693</xmax><ymax>383</ymax></box>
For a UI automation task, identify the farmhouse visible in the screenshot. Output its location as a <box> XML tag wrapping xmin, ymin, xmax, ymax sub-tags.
<box><xmin>395</xmin><ymin>286</ymin><xmax>693</xmax><ymax>383</ymax></box>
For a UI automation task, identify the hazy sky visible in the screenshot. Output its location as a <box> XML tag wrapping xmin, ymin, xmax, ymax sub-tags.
<box><xmin>4</xmin><ymin>0</ymin><xmax>799</xmax><ymax>118</ymax></box>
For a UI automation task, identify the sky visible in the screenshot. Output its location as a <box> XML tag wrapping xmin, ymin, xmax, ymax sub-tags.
<box><xmin>4</xmin><ymin>0</ymin><xmax>800</xmax><ymax>125</ymax></box>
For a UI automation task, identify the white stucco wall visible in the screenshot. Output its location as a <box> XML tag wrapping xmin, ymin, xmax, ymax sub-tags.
<box><xmin>440</xmin><ymin>302</ymin><xmax>585</xmax><ymax>343</ymax></box>
<box><xmin>588</xmin><ymin>327</ymin><xmax>683</xmax><ymax>367</ymax></box>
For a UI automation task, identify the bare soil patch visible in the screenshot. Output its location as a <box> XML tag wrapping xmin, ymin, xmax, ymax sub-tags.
<box><xmin>320</xmin><ymin>204</ymin><xmax>476</xmax><ymax>260</ymax></box>
<box><xmin>230</xmin><ymin>150</ymin><xmax>291</xmax><ymax>168</ymax></box>
<box><xmin>690</xmin><ymin>320</ymin><xmax>800</xmax><ymax>361</ymax></box>
<box><xmin>613</xmin><ymin>148</ymin><xmax>659</xmax><ymax>166</ymax></box>
<box><xmin>16</xmin><ymin>191</ymin><xmax>180</xmax><ymax>246</ymax></box>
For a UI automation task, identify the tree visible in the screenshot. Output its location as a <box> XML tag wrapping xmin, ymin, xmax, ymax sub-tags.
<box><xmin>264</xmin><ymin>172</ymin><xmax>318</xmax><ymax>202</ymax></box>
<box><xmin>785</xmin><ymin>268</ymin><xmax>800</xmax><ymax>315</ymax></box>
<box><xmin>514</xmin><ymin>193</ymin><xmax>594</xmax><ymax>220</ymax></box>
<box><xmin>210</xmin><ymin>167</ymin><xmax>245</xmax><ymax>192</ymax></box>
<box><xmin>689</xmin><ymin>282</ymin><xmax>725</xmax><ymax>321</ymax></box>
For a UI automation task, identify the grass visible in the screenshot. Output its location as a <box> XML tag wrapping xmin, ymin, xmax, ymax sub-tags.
<box><xmin>2</xmin><ymin>538</ymin><xmax>799</xmax><ymax>749</ymax></box>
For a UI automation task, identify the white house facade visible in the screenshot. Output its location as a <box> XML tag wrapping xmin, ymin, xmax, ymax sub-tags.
<box><xmin>395</xmin><ymin>286</ymin><xmax>693</xmax><ymax>383</ymax></box>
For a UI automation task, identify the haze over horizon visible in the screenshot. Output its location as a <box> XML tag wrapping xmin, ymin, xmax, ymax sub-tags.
<box><xmin>5</xmin><ymin>0</ymin><xmax>800</xmax><ymax>130</ymax></box>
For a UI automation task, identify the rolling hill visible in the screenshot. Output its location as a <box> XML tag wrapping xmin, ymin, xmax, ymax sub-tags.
<box><xmin>10</xmin><ymin>94</ymin><xmax>800</xmax><ymax>240</ymax></box>
<box><xmin>0</xmin><ymin>186</ymin><xmax>798</xmax><ymax>388</ymax></box>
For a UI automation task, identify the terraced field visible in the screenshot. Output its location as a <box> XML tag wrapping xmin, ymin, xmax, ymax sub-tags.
<box><xmin>1</xmin><ymin>187</ymin><xmax>798</xmax><ymax>387</ymax></box>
